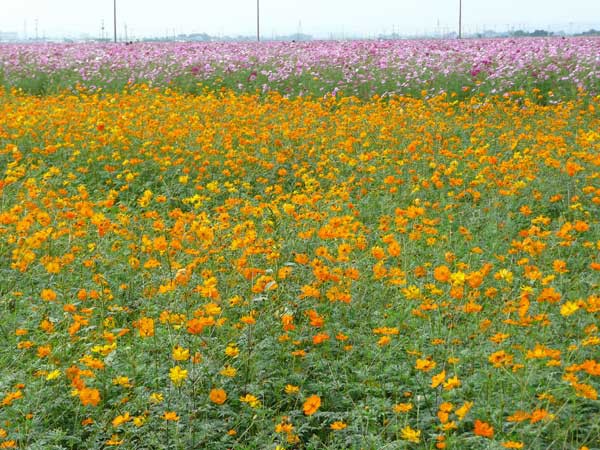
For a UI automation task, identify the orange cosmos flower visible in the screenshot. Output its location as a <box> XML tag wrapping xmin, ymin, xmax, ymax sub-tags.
<box><xmin>162</xmin><ymin>411</ymin><xmax>179</xmax><ymax>421</ymax></box>
<box><xmin>552</xmin><ymin>259</ymin><xmax>568</xmax><ymax>273</ymax></box>
<box><xmin>303</xmin><ymin>394</ymin><xmax>321</xmax><ymax>416</ymax></box>
<box><xmin>294</xmin><ymin>253</ymin><xmax>309</xmax><ymax>265</ymax></box>
<box><xmin>112</xmin><ymin>412</ymin><xmax>131</xmax><ymax>427</ymax></box>
<box><xmin>330</xmin><ymin>421</ymin><xmax>347</xmax><ymax>430</ymax></box>
<box><xmin>136</xmin><ymin>317</ymin><xmax>154</xmax><ymax>337</ymax></box>
<box><xmin>312</xmin><ymin>332</ymin><xmax>330</xmax><ymax>344</ymax></box>
<box><xmin>36</xmin><ymin>345</ymin><xmax>51</xmax><ymax>358</ymax></box>
<box><xmin>371</xmin><ymin>246</ymin><xmax>386</xmax><ymax>260</ymax></box>
<box><xmin>79</xmin><ymin>387</ymin><xmax>101</xmax><ymax>407</ymax></box>
<box><xmin>393</xmin><ymin>402</ymin><xmax>413</xmax><ymax>413</ymax></box>
<box><xmin>40</xmin><ymin>288</ymin><xmax>57</xmax><ymax>302</ymax></box>
<box><xmin>507</xmin><ymin>410</ymin><xmax>530</xmax><ymax>422</ymax></box>
<box><xmin>433</xmin><ymin>265</ymin><xmax>451</xmax><ymax>282</ymax></box>
<box><xmin>1</xmin><ymin>391</ymin><xmax>23</xmax><ymax>407</ymax></box>
<box><xmin>473</xmin><ymin>419</ymin><xmax>494</xmax><ymax>438</ymax></box>
<box><xmin>529</xmin><ymin>408</ymin><xmax>554</xmax><ymax>423</ymax></box>
<box><xmin>209</xmin><ymin>388</ymin><xmax>227</xmax><ymax>405</ymax></box>
<box><xmin>573</xmin><ymin>220</ymin><xmax>589</xmax><ymax>232</ymax></box>
<box><xmin>488</xmin><ymin>350</ymin><xmax>513</xmax><ymax>368</ymax></box>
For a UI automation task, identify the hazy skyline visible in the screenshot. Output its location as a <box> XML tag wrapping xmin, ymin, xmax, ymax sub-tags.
<box><xmin>1</xmin><ymin>0</ymin><xmax>599</xmax><ymax>39</ymax></box>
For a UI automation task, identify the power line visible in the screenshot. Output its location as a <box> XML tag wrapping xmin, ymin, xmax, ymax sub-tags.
<box><xmin>458</xmin><ymin>0</ymin><xmax>462</xmax><ymax>39</ymax></box>
<box><xmin>113</xmin><ymin>0</ymin><xmax>117</xmax><ymax>42</ymax></box>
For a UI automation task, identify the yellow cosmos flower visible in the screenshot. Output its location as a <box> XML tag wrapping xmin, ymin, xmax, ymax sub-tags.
<box><xmin>455</xmin><ymin>401</ymin><xmax>473</xmax><ymax>420</ymax></box>
<box><xmin>285</xmin><ymin>384</ymin><xmax>300</xmax><ymax>394</ymax></box>
<box><xmin>560</xmin><ymin>301</ymin><xmax>580</xmax><ymax>317</ymax></box>
<box><xmin>415</xmin><ymin>358</ymin><xmax>436</xmax><ymax>372</ymax></box>
<box><xmin>431</xmin><ymin>370</ymin><xmax>446</xmax><ymax>388</ymax></box>
<box><xmin>172</xmin><ymin>345</ymin><xmax>190</xmax><ymax>361</ymax></box>
<box><xmin>225</xmin><ymin>344</ymin><xmax>240</xmax><ymax>357</ymax></box>
<box><xmin>400</xmin><ymin>425</ymin><xmax>421</xmax><ymax>443</ymax></box>
<box><xmin>169</xmin><ymin>366</ymin><xmax>188</xmax><ymax>386</ymax></box>
<box><xmin>149</xmin><ymin>393</ymin><xmax>164</xmax><ymax>403</ymax></box>
<box><xmin>46</xmin><ymin>369</ymin><xmax>61</xmax><ymax>381</ymax></box>
<box><xmin>443</xmin><ymin>375</ymin><xmax>461</xmax><ymax>390</ymax></box>
<box><xmin>240</xmin><ymin>393</ymin><xmax>261</xmax><ymax>408</ymax></box>
<box><xmin>220</xmin><ymin>365</ymin><xmax>237</xmax><ymax>377</ymax></box>
<box><xmin>112</xmin><ymin>376</ymin><xmax>132</xmax><ymax>388</ymax></box>
<box><xmin>133</xmin><ymin>416</ymin><xmax>146</xmax><ymax>427</ymax></box>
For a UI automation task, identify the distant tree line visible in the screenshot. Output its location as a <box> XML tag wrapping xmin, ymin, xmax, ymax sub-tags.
<box><xmin>511</xmin><ymin>29</ymin><xmax>554</xmax><ymax>37</ymax></box>
<box><xmin>575</xmin><ymin>29</ymin><xmax>600</xmax><ymax>36</ymax></box>
<box><xmin>140</xmin><ymin>32</ymin><xmax>313</xmax><ymax>42</ymax></box>
<box><xmin>510</xmin><ymin>29</ymin><xmax>599</xmax><ymax>37</ymax></box>
<box><xmin>5</xmin><ymin>27</ymin><xmax>599</xmax><ymax>44</ymax></box>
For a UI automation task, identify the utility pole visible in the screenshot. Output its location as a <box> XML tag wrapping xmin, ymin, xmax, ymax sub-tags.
<box><xmin>256</xmin><ymin>0</ymin><xmax>260</xmax><ymax>42</ymax></box>
<box><xmin>113</xmin><ymin>0</ymin><xmax>117</xmax><ymax>42</ymax></box>
<box><xmin>458</xmin><ymin>0</ymin><xmax>462</xmax><ymax>39</ymax></box>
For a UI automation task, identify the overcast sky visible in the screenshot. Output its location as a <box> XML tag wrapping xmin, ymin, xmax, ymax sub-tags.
<box><xmin>1</xmin><ymin>0</ymin><xmax>599</xmax><ymax>39</ymax></box>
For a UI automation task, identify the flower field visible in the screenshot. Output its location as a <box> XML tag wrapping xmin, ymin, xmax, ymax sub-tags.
<box><xmin>1</xmin><ymin>38</ymin><xmax>599</xmax><ymax>99</ymax></box>
<box><xmin>0</xmin><ymin>39</ymin><xmax>599</xmax><ymax>449</ymax></box>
